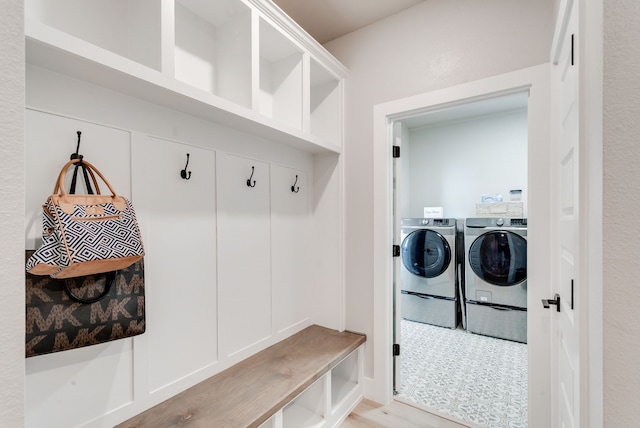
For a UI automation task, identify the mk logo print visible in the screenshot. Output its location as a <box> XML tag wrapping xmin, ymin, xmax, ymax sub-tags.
<box><xmin>25</xmin><ymin>252</ymin><xmax>146</xmax><ymax>357</ymax></box>
<box><xmin>25</xmin><ymin>278</ymin><xmax>54</xmax><ymax>304</ymax></box>
<box><xmin>53</xmin><ymin>326</ymin><xmax>107</xmax><ymax>351</ymax></box>
<box><xmin>64</xmin><ymin>275</ymin><xmax>112</xmax><ymax>301</ymax></box>
<box><xmin>117</xmin><ymin>274</ymin><xmax>144</xmax><ymax>296</ymax></box>
<box><xmin>26</xmin><ymin>303</ymin><xmax>83</xmax><ymax>333</ymax></box>
<box><xmin>110</xmin><ymin>320</ymin><xmax>146</xmax><ymax>340</ymax></box>
<box><xmin>91</xmin><ymin>298</ymin><xmax>133</xmax><ymax>323</ymax></box>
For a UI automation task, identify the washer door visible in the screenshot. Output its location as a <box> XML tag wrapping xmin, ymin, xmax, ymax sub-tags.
<box><xmin>401</xmin><ymin>229</ymin><xmax>451</xmax><ymax>278</ymax></box>
<box><xmin>468</xmin><ymin>230</ymin><xmax>527</xmax><ymax>286</ymax></box>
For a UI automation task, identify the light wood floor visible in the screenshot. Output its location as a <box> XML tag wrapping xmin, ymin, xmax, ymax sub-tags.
<box><xmin>339</xmin><ymin>399</ymin><xmax>471</xmax><ymax>428</ymax></box>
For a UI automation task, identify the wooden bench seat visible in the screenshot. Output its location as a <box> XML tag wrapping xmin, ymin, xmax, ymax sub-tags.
<box><xmin>117</xmin><ymin>325</ymin><xmax>366</xmax><ymax>428</ymax></box>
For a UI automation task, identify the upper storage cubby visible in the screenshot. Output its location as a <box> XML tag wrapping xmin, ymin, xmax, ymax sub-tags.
<box><xmin>310</xmin><ymin>59</ymin><xmax>342</xmax><ymax>144</ymax></box>
<box><xmin>25</xmin><ymin>0</ymin><xmax>347</xmax><ymax>153</ymax></box>
<box><xmin>25</xmin><ymin>0</ymin><xmax>161</xmax><ymax>71</ymax></box>
<box><xmin>174</xmin><ymin>0</ymin><xmax>252</xmax><ymax>108</ymax></box>
<box><xmin>259</xmin><ymin>18</ymin><xmax>304</xmax><ymax>131</ymax></box>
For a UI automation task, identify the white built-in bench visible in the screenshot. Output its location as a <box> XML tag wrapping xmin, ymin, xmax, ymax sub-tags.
<box><xmin>117</xmin><ymin>325</ymin><xmax>366</xmax><ymax>428</ymax></box>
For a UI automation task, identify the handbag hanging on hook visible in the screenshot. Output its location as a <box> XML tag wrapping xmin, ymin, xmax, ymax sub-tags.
<box><xmin>26</xmin><ymin>158</ymin><xmax>145</xmax><ymax>278</ymax></box>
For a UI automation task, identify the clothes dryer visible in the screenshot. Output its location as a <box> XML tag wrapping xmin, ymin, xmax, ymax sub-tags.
<box><xmin>464</xmin><ymin>217</ymin><xmax>527</xmax><ymax>343</ymax></box>
<box><xmin>400</xmin><ymin>218</ymin><xmax>458</xmax><ymax>329</ymax></box>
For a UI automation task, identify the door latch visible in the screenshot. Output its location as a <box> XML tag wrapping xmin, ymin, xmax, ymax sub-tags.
<box><xmin>542</xmin><ymin>294</ymin><xmax>561</xmax><ymax>312</ymax></box>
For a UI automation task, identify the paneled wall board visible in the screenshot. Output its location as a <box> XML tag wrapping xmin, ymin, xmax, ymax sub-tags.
<box><xmin>309</xmin><ymin>153</ymin><xmax>343</xmax><ymax>331</ymax></box>
<box><xmin>26</xmin><ymin>340</ymin><xmax>134</xmax><ymax>428</ymax></box>
<box><xmin>271</xmin><ymin>165</ymin><xmax>311</xmax><ymax>334</ymax></box>
<box><xmin>24</xmin><ymin>111</ymin><xmax>136</xmax><ymax>427</ymax></box>
<box><xmin>132</xmin><ymin>136</ymin><xmax>218</xmax><ymax>393</ymax></box>
<box><xmin>216</xmin><ymin>153</ymin><xmax>272</xmax><ymax>357</ymax></box>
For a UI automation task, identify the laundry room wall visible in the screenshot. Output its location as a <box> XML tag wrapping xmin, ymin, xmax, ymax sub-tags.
<box><xmin>324</xmin><ymin>0</ymin><xmax>554</xmax><ymax>385</ymax></box>
<box><xmin>403</xmin><ymin>109</ymin><xmax>528</xmax><ymax>219</ymax></box>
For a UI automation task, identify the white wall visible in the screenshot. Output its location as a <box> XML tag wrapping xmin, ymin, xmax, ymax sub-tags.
<box><xmin>403</xmin><ymin>110</ymin><xmax>528</xmax><ymax>219</ymax></box>
<box><xmin>324</xmin><ymin>0</ymin><xmax>554</xmax><ymax>379</ymax></box>
<box><xmin>603</xmin><ymin>0</ymin><xmax>640</xmax><ymax>425</ymax></box>
<box><xmin>0</xmin><ymin>1</ymin><xmax>25</xmax><ymax>426</ymax></box>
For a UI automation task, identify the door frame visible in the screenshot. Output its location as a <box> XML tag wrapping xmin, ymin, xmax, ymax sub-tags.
<box><xmin>371</xmin><ymin>64</ymin><xmax>554</xmax><ymax>426</ymax></box>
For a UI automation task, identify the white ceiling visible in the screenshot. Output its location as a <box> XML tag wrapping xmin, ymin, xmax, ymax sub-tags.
<box><xmin>271</xmin><ymin>0</ymin><xmax>425</xmax><ymax>44</ymax></box>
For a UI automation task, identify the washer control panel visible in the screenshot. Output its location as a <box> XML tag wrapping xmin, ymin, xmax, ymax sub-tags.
<box><xmin>466</xmin><ymin>217</ymin><xmax>528</xmax><ymax>228</ymax></box>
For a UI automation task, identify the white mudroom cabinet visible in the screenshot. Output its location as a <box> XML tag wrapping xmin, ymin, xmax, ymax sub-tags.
<box><xmin>23</xmin><ymin>0</ymin><xmax>353</xmax><ymax>426</ymax></box>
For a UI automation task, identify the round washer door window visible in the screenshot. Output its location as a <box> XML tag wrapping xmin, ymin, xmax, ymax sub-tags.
<box><xmin>401</xmin><ymin>229</ymin><xmax>451</xmax><ymax>278</ymax></box>
<box><xmin>468</xmin><ymin>231</ymin><xmax>527</xmax><ymax>286</ymax></box>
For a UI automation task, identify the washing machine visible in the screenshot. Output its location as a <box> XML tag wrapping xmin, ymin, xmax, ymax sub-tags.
<box><xmin>464</xmin><ymin>217</ymin><xmax>527</xmax><ymax>343</ymax></box>
<box><xmin>400</xmin><ymin>218</ymin><xmax>458</xmax><ymax>329</ymax></box>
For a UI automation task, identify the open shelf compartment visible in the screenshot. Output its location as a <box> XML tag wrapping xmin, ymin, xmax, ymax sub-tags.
<box><xmin>330</xmin><ymin>349</ymin><xmax>360</xmax><ymax>412</ymax></box>
<box><xmin>283</xmin><ymin>377</ymin><xmax>325</xmax><ymax>428</ymax></box>
<box><xmin>25</xmin><ymin>0</ymin><xmax>162</xmax><ymax>71</ymax></box>
<box><xmin>310</xmin><ymin>59</ymin><xmax>342</xmax><ymax>145</ymax></box>
<box><xmin>259</xmin><ymin>18</ymin><xmax>304</xmax><ymax>130</ymax></box>
<box><xmin>174</xmin><ymin>0</ymin><xmax>252</xmax><ymax>108</ymax></box>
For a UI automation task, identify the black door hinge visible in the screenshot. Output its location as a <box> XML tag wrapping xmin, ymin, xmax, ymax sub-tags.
<box><xmin>393</xmin><ymin>344</ymin><xmax>400</xmax><ymax>356</ymax></box>
<box><xmin>571</xmin><ymin>279</ymin><xmax>574</xmax><ymax>310</ymax></box>
<box><xmin>393</xmin><ymin>245</ymin><xmax>400</xmax><ymax>257</ymax></box>
<box><xmin>571</xmin><ymin>33</ymin><xmax>575</xmax><ymax>66</ymax></box>
<box><xmin>392</xmin><ymin>146</ymin><xmax>400</xmax><ymax>158</ymax></box>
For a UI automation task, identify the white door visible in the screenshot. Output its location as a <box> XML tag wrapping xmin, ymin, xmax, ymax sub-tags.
<box><xmin>550</xmin><ymin>0</ymin><xmax>580</xmax><ymax>426</ymax></box>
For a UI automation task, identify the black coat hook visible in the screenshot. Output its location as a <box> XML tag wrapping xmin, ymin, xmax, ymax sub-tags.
<box><xmin>68</xmin><ymin>131</ymin><xmax>94</xmax><ymax>194</ymax></box>
<box><xmin>70</xmin><ymin>131</ymin><xmax>83</xmax><ymax>162</ymax></box>
<box><xmin>180</xmin><ymin>153</ymin><xmax>192</xmax><ymax>180</ymax></box>
<box><xmin>291</xmin><ymin>175</ymin><xmax>300</xmax><ymax>193</ymax></box>
<box><xmin>246</xmin><ymin>166</ymin><xmax>256</xmax><ymax>187</ymax></box>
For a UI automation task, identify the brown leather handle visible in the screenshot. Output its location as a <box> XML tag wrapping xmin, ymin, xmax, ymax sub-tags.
<box><xmin>53</xmin><ymin>159</ymin><xmax>118</xmax><ymax>197</ymax></box>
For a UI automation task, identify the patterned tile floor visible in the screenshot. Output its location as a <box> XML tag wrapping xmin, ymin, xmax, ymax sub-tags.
<box><xmin>397</xmin><ymin>320</ymin><xmax>528</xmax><ymax>428</ymax></box>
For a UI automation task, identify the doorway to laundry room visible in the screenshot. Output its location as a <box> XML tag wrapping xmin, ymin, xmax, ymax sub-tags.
<box><xmin>393</xmin><ymin>91</ymin><xmax>530</xmax><ymax>428</ymax></box>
